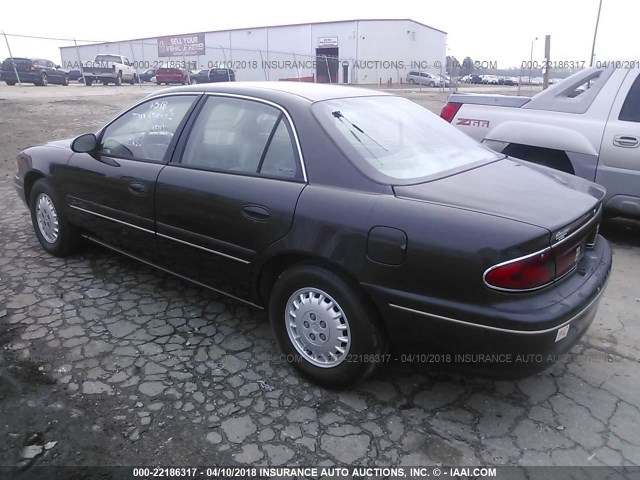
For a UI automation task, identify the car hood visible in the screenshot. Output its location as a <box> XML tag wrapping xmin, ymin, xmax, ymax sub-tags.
<box><xmin>393</xmin><ymin>158</ymin><xmax>605</xmax><ymax>232</ymax></box>
<box><xmin>45</xmin><ymin>138</ymin><xmax>74</xmax><ymax>149</ymax></box>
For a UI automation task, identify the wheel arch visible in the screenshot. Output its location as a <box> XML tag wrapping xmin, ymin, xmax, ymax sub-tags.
<box><xmin>502</xmin><ymin>143</ymin><xmax>576</xmax><ymax>174</ymax></box>
<box><xmin>23</xmin><ymin>170</ymin><xmax>46</xmax><ymax>207</ymax></box>
<box><xmin>254</xmin><ymin>252</ymin><xmax>378</xmax><ymax>314</ymax></box>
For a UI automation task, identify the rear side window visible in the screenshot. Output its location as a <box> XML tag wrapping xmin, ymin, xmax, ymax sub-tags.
<box><xmin>619</xmin><ymin>73</ymin><xmax>640</xmax><ymax>122</ymax></box>
<box><xmin>180</xmin><ymin>96</ymin><xmax>300</xmax><ymax>179</ymax></box>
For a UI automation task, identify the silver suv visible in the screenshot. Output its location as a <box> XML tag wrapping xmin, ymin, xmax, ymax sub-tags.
<box><xmin>406</xmin><ymin>71</ymin><xmax>443</xmax><ymax>87</ymax></box>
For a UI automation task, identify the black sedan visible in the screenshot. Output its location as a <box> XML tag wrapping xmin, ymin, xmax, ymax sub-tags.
<box><xmin>14</xmin><ymin>82</ymin><xmax>611</xmax><ymax>387</ymax></box>
<box><xmin>1</xmin><ymin>57</ymin><xmax>70</xmax><ymax>86</ymax></box>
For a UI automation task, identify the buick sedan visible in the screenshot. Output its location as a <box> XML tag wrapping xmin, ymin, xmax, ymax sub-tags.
<box><xmin>14</xmin><ymin>82</ymin><xmax>612</xmax><ymax>387</ymax></box>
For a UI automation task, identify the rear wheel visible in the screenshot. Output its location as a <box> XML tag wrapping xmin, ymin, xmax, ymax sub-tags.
<box><xmin>37</xmin><ymin>72</ymin><xmax>48</xmax><ymax>86</ymax></box>
<box><xmin>29</xmin><ymin>179</ymin><xmax>80</xmax><ymax>257</ymax></box>
<box><xmin>6</xmin><ymin>81</ymin><xmax>16</xmax><ymax>86</ymax></box>
<box><xmin>269</xmin><ymin>264</ymin><xmax>386</xmax><ymax>388</ymax></box>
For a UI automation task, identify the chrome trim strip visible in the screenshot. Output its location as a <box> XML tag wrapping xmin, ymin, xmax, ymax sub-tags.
<box><xmin>70</xmin><ymin>204</ymin><xmax>251</xmax><ymax>265</ymax></box>
<box><xmin>69</xmin><ymin>204</ymin><xmax>155</xmax><ymax>234</ymax></box>
<box><xmin>203</xmin><ymin>92</ymin><xmax>308</xmax><ymax>182</ymax></box>
<box><xmin>389</xmin><ymin>283</ymin><xmax>607</xmax><ymax>335</ymax></box>
<box><xmin>82</xmin><ymin>234</ymin><xmax>262</xmax><ymax>309</ymax></box>
<box><xmin>156</xmin><ymin>232</ymin><xmax>250</xmax><ymax>265</ymax></box>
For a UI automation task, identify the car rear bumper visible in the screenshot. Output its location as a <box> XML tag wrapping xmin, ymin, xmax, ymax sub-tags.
<box><xmin>363</xmin><ymin>235</ymin><xmax>612</xmax><ymax>375</ymax></box>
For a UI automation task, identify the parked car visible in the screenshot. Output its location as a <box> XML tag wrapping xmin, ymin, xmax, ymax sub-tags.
<box><xmin>470</xmin><ymin>74</ymin><xmax>484</xmax><ymax>84</ymax></box>
<box><xmin>156</xmin><ymin>67</ymin><xmax>191</xmax><ymax>85</ymax></box>
<box><xmin>83</xmin><ymin>54</ymin><xmax>137</xmax><ymax>86</ymax></box>
<box><xmin>14</xmin><ymin>82</ymin><xmax>611</xmax><ymax>387</ymax></box>
<box><xmin>406</xmin><ymin>70</ymin><xmax>442</xmax><ymax>87</ymax></box>
<box><xmin>1</xmin><ymin>57</ymin><xmax>70</xmax><ymax>86</ymax></box>
<box><xmin>66</xmin><ymin>69</ymin><xmax>83</xmax><ymax>81</ymax></box>
<box><xmin>482</xmin><ymin>75</ymin><xmax>500</xmax><ymax>85</ymax></box>
<box><xmin>139</xmin><ymin>69</ymin><xmax>157</xmax><ymax>83</ymax></box>
<box><xmin>442</xmin><ymin>66</ymin><xmax>640</xmax><ymax>219</ymax></box>
<box><xmin>191</xmin><ymin>68</ymin><xmax>236</xmax><ymax>84</ymax></box>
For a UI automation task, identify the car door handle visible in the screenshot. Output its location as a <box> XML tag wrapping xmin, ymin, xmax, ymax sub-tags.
<box><xmin>241</xmin><ymin>204</ymin><xmax>271</xmax><ymax>221</ymax></box>
<box><xmin>613</xmin><ymin>135</ymin><xmax>639</xmax><ymax>148</ymax></box>
<box><xmin>128</xmin><ymin>182</ymin><xmax>147</xmax><ymax>195</ymax></box>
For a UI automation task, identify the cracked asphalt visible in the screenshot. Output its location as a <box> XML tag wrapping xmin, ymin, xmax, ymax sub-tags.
<box><xmin>0</xmin><ymin>84</ymin><xmax>639</xmax><ymax>471</ymax></box>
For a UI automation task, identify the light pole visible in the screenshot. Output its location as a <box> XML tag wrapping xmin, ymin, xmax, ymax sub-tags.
<box><xmin>590</xmin><ymin>0</ymin><xmax>603</xmax><ymax>66</ymax></box>
<box><xmin>529</xmin><ymin>37</ymin><xmax>538</xmax><ymax>94</ymax></box>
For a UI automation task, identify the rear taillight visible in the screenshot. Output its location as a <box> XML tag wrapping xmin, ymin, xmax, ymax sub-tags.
<box><xmin>485</xmin><ymin>237</ymin><xmax>589</xmax><ymax>292</ymax></box>
<box><xmin>440</xmin><ymin>102</ymin><xmax>462</xmax><ymax>123</ymax></box>
<box><xmin>484</xmin><ymin>250</ymin><xmax>555</xmax><ymax>291</ymax></box>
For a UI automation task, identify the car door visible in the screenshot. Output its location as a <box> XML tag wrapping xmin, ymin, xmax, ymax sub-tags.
<box><xmin>65</xmin><ymin>94</ymin><xmax>200</xmax><ymax>259</ymax></box>
<box><xmin>597</xmin><ymin>70</ymin><xmax>640</xmax><ymax>208</ymax></box>
<box><xmin>155</xmin><ymin>94</ymin><xmax>306</xmax><ymax>302</ymax></box>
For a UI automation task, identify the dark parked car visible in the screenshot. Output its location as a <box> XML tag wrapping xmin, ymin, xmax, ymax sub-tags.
<box><xmin>155</xmin><ymin>67</ymin><xmax>191</xmax><ymax>85</ymax></box>
<box><xmin>14</xmin><ymin>82</ymin><xmax>611</xmax><ymax>387</ymax></box>
<box><xmin>191</xmin><ymin>68</ymin><xmax>236</xmax><ymax>84</ymax></box>
<box><xmin>67</xmin><ymin>69</ymin><xmax>83</xmax><ymax>81</ymax></box>
<box><xmin>139</xmin><ymin>68</ymin><xmax>157</xmax><ymax>82</ymax></box>
<box><xmin>470</xmin><ymin>74</ymin><xmax>484</xmax><ymax>84</ymax></box>
<box><xmin>1</xmin><ymin>57</ymin><xmax>70</xmax><ymax>86</ymax></box>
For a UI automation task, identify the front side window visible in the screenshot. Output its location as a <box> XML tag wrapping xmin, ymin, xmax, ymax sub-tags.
<box><xmin>181</xmin><ymin>96</ymin><xmax>300</xmax><ymax>179</ymax></box>
<box><xmin>100</xmin><ymin>95</ymin><xmax>196</xmax><ymax>162</ymax></box>
<box><xmin>313</xmin><ymin>96</ymin><xmax>501</xmax><ymax>183</ymax></box>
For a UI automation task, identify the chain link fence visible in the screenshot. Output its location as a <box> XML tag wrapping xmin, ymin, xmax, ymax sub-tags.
<box><xmin>1</xmin><ymin>30</ymin><xmax>452</xmax><ymax>89</ymax></box>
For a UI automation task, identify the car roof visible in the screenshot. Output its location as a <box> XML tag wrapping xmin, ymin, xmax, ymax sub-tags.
<box><xmin>147</xmin><ymin>81</ymin><xmax>391</xmax><ymax>102</ymax></box>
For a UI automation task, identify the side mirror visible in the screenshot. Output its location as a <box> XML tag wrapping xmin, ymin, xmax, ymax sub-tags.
<box><xmin>71</xmin><ymin>133</ymin><xmax>98</xmax><ymax>153</ymax></box>
<box><xmin>56</xmin><ymin>65</ymin><xmax>61</xmax><ymax>69</ymax></box>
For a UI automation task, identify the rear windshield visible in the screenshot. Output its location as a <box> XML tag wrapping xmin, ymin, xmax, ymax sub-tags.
<box><xmin>95</xmin><ymin>55</ymin><xmax>123</xmax><ymax>63</ymax></box>
<box><xmin>312</xmin><ymin>96</ymin><xmax>501</xmax><ymax>183</ymax></box>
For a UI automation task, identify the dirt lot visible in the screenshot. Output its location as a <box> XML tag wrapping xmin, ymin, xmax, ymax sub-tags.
<box><xmin>0</xmin><ymin>82</ymin><xmax>639</xmax><ymax>475</ymax></box>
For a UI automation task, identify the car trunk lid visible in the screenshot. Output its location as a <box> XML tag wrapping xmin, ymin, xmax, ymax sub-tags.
<box><xmin>393</xmin><ymin>158</ymin><xmax>604</xmax><ymax>233</ymax></box>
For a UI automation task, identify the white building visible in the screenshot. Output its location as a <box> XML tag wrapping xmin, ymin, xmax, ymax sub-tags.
<box><xmin>59</xmin><ymin>19</ymin><xmax>446</xmax><ymax>84</ymax></box>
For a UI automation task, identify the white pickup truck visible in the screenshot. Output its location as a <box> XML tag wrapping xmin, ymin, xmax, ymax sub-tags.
<box><xmin>441</xmin><ymin>66</ymin><xmax>640</xmax><ymax>219</ymax></box>
<box><xmin>82</xmin><ymin>54</ymin><xmax>137</xmax><ymax>86</ymax></box>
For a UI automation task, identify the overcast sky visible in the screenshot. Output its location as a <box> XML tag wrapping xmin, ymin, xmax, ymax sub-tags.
<box><xmin>0</xmin><ymin>0</ymin><xmax>632</xmax><ymax>68</ymax></box>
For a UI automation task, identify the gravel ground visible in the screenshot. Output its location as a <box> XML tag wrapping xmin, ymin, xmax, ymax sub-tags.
<box><xmin>0</xmin><ymin>83</ymin><xmax>639</xmax><ymax>474</ymax></box>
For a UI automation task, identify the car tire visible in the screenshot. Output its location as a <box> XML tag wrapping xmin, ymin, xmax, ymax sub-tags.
<box><xmin>429</xmin><ymin>81</ymin><xmax>435</xmax><ymax>87</ymax></box>
<box><xmin>6</xmin><ymin>81</ymin><xmax>16</xmax><ymax>86</ymax></box>
<box><xmin>85</xmin><ymin>78</ymin><xmax>93</xmax><ymax>86</ymax></box>
<box><xmin>269</xmin><ymin>264</ymin><xmax>386</xmax><ymax>388</ymax></box>
<box><xmin>115</xmin><ymin>72</ymin><xmax>122</xmax><ymax>86</ymax></box>
<box><xmin>29</xmin><ymin>179</ymin><xmax>80</xmax><ymax>257</ymax></box>
<box><xmin>129</xmin><ymin>74</ymin><xmax>137</xmax><ymax>85</ymax></box>
<box><xmin>37</xmin><ymin>72</ymin><xmax>48</xmax><ymax>86</ymax></box>
<box><xmin>62</xmin><ymin>74</ymin><xmax>69</xmax><ymax>86</ymax></box>
<box><xmin>156</xmin><ymin>82</ymin><xmax>161</xmax><ymax>85</ymax></box>
<box><xmin>192</xmin><ymin>78</ymin><xmax>198</xmax><ymax>84</ymax></box>
<box><xmin>408</xmin><ymin>78</ymin><xmax>415</xmax><ymax>85</ymax></box>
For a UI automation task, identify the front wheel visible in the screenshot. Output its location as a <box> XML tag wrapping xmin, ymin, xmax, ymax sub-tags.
<box><xmin>29</xmin><ymin>179</ymin><xmax>80</xmax><ymax>257</ymax></box>
<box><xmin>115</xmin><ymin>72</ymin><xmax>122</xmax><ymax>86</ymax></box>
<box><xmin>269</xmin><ymin>264</ymin><xmax>386</xmax><ymax>388</ymax></box>
<box><xmin>429</xmin><ymin>81</ymin><xmax>435</xmax><ymax>87</ymax></box>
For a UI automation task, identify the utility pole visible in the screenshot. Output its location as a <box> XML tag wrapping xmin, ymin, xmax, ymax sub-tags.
<box><xmin>543</xmin><ymin>35</ymin><xmax>551</xmax><ymax>90</ymax></box>
<box><xmin>590</xmin><ymin>0</ymin><xmax>603</xmax><ymax>66</ymax></box>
